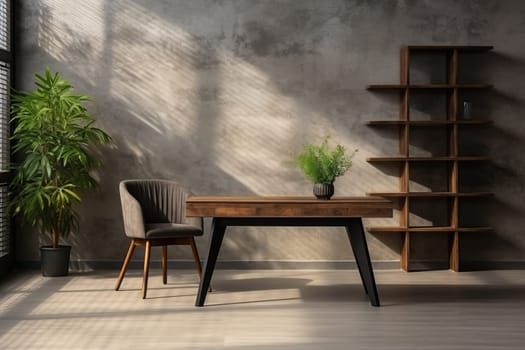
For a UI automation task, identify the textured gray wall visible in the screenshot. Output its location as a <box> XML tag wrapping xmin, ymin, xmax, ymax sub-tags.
<box><xmin>14</xmin><ymin>0</ymin><xmax>525</xmax><ymax>268</ymax></box>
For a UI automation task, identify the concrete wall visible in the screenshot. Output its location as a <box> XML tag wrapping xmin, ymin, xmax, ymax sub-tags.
<box><xmin>14</xmin><ymin>0</ymin><xmax>525</xmax><ymax>268</ymax></box>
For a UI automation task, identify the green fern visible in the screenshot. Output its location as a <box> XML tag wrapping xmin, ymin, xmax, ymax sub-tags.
<box><xmin>295</xmin><ymin>136</ymin><xmax>357</xmax><ymax>184</ymax></box>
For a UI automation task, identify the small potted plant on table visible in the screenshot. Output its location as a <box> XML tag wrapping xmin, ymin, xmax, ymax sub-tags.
<box><xmin>295</xmin><ymin>136</ymin><xmax>356</xmax><ymax>199</ymax></box>
<box><xmin>10</xmin><ymin>68</ymin><xmax>112</xmax><ymax>276</ymax></box>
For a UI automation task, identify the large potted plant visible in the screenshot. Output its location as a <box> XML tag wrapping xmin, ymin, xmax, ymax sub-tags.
<box><xmin>10</xmin><ymin>68</ymin><xmax>112</xmax><ymax>276</ymax></box>
<box><xmin>295</xmin><ymin>136</ymin><xmax>357</xmax><ymax>199</ymax></box>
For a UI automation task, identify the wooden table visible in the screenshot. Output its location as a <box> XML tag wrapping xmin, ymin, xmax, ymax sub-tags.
<box><xmin>186</xmin><ymin>196</ymin><xmax>393</xmax><ymax>307</ymax></box>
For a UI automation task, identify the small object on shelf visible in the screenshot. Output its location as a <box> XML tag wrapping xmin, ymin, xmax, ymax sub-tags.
<box><xmin>463</xmin><ymin>100</ymin><xmax>473</xmax><ymax>119</ymax></box>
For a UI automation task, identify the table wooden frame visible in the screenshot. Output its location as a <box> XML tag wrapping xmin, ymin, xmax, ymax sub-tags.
<box><xmin>186</xmin><ymin>196</ymin><xmax>393</xmax><ymax>307</ymax></box>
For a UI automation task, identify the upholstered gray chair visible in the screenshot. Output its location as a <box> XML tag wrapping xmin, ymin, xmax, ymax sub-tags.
<box><xmin>115</xmin><ymin>179</ymin><xmax>204</xmax><ymax>299</ymax></box>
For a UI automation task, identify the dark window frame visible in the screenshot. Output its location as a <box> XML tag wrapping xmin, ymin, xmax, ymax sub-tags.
<box><xmin>0</xmin><ymin>0</ymin><xmax>13</xmax><ymax>278</ymax></box>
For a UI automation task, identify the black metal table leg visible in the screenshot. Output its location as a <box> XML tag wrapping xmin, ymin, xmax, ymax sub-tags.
<box><xmin>346</xmin><ymin>224</ymin><xmax>368</xmax><ymax>296</ymax></box>
<box><xmin>346</xmin><ymin>218</ymin><xmax>380</xmax><ymax>307</ymax></box>
<box><xmin>195</xmin><ymin>218</ymin><xmax>226</xmax><ymax>306</ymax></box>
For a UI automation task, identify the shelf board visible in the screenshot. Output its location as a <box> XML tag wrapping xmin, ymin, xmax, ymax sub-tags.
<box><xmin>456</xmin><ymin>120</ymin><xmax>492</xmax><ymax>125</ymax></box>
<box><xmin>367</xmin><ymin>156</ymin><xmax>489</xmax><ymax>162</ymax></box>
<box><xmin>409</xmin><ymin>84</ymin><xmax>453</xmax><ymax>89</ymax></box>
<box><xmin>367</xmin><ymin>192</ymin><xmax>493</xmax><ymax>197</ymax></box>
<box><xmin>367</xmin><ymin>226</ymin><xmax>494</xmax><ymax>233</ymax></box>
<box><xmin>367</xmin><ymin>84</ymin><xmax>492</xmax><ymax>90</ymax></box>
<box><xmin>367</xmin><ymin>120</ymin><xmax>491</xmax><ymax>126</ymax></box>
<box><xmin>367</xmin><ymin>84</ymin><xmax>406</xmax><ymax>89</ymax></box>
<box><xmin>456</xmin><ymin>84</ymin><xmax>493</xmax><ymax>89</ymax></box>
<box><xmin>456</xmin><ymin>192</ymin><xmax>494</xmax><ymax>197</ymax></box>
<box><xmin>406</xmin><ymin>45</ymin><xmax>493</xmax><ymax>52</ymax></box>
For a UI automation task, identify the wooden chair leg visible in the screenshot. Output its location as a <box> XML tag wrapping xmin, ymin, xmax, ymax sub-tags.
<box><xmin>190</xmin><ymin>237</ymin><xmax>211</xmax><ymax>292</ymax></box>
<box><xmin>162</xmin><ymin>246</ymin><xmax>168</xmax><ymax>284</ymax></box>
<box><xmin>115</xmin><ymin>240</ymin><xmax>136</xmax><ymax>291</ymax></box>
<box><xmin>142</xmin><ymin>240</ymin><xmax>151</xmax><ymax>299</ymax></box>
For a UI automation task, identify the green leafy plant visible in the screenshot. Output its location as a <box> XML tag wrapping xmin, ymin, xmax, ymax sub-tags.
<box><xmin>295</xmin><ymin>136</ymin><xmax>357</xmax><ymax>184</ymax></box>
<box><xmin>10</xmin><ymin>68</ymin><xmax>112</xmax><ymax>248</ymax></box>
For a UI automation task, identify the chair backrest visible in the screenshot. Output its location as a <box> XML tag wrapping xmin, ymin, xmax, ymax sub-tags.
<box><xmin>122</xmin><ymin>179</ymin><xmax>190</xmax><ymax>223</ymax></box>
<box><xmin>119</xmin><ymin>179</ymin><xmax>202</xmax><ymax>238</ymax></box>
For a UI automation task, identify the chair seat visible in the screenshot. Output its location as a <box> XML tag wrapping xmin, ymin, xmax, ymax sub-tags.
<box><xmin>145</xmin><ymin>223</ymin><xmax>203</xmax><ymax>239</ymax></box>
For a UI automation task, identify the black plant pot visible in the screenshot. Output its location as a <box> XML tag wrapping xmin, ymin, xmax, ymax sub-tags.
<box><xmin>313</xmin><ymin>183</ymin><xmax>334</xmax><ymax>200</ymax></box>
<box><xmin>40</xmin><ymin>245</ymin><xmax>71</xmax><ymax>277</ymax></box>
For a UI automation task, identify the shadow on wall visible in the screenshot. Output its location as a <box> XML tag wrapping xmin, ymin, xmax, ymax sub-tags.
<box><xmin>18</xmin><ymin>0</ymin><xmax>400</xmax><ymax>264</ymax></box>
<box><xmin>16</xmin><ymin>2</ymin><xmax>257</xmax><ymax>263</ymax></box>
<box><xmin>15</xmin><ymin>0</ymin><xmax>525</xmax><ymax>264</ymax></box>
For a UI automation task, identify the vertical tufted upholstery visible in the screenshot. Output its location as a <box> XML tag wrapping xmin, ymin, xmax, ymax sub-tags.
<box><xmin>119</xmin><ymin>180</ymin><xmax>203</xmax><ymax>238</ymax></box>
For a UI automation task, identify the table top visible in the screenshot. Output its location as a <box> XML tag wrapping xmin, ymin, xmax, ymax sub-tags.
<box><xmin>186</xmin><ymin>196</ymin><xmax>392</xmax><ymax>218</ymax></box>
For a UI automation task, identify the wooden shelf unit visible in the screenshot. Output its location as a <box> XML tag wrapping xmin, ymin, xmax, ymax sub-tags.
<box><xmin>366</xmin><ymin>45</ymin><xmax>493</xmax><ymax>272</ymax></box>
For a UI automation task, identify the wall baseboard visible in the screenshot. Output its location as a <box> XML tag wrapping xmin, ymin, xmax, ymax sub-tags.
<box><xmin>21</xmin><ymin>260</ymin><xmax>399</xmax><ymax>271</ymax></box>
<box><xmin>16</xmin><ymin>259</ymin><xmax>525</xmax><ymax>271</ymax></box>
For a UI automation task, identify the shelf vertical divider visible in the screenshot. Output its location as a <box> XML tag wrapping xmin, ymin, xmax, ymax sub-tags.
<box><xmin>447</xmin><ymin>48</ymin><xmax>460</xmax><ymax>271</ymax></box>
<box><xmin>400</xmin><ymin>47</ymin><xmax>411</xmax><ymax>271</ymax></box>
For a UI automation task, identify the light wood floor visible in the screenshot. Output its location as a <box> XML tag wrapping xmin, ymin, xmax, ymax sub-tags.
<box><xmin>0</xmin><ymin>268</ymin><xmax>524</xmax><ymax>349</ymax></box>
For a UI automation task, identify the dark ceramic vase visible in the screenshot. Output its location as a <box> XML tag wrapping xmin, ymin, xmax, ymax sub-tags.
<box><xmin>313</xmin><ymin>183</ymin><xmax>334</xmax><ymax>200</ymax></box>
<box><xmin>40</xmin><ymin>245</ymin><xmax>71</xmax><ymax>277</ymax></box>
